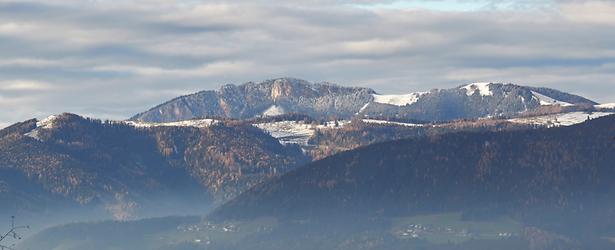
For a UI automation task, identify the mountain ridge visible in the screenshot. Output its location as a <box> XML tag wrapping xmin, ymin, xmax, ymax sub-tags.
<box><xmin>210</xmin><ymin>114</ymin><xmax>615</xmax><ymax>222</ymax></box>
<box><xmin>0</xmin><ymin>113</ymin><xmax>308</xmax><ymax>220</ymax></box>
<box><xmin>130</xmin><ymin>78</ymin><xmax>600</xmax><ymax>123</ymax></box>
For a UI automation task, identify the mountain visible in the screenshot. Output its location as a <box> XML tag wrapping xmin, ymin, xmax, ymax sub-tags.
<box><xmin>131</xmin><ymin>78</ymin><xmax>374</xmax><ymax>122</ymax></box>
<box><xmin>8</xmin><ymin>108</ymin><xmax>602</xmax><ymax>221</ymax></box>
<box><xmin>6</xmin><ymin>78</ymin><xmax>615</xmax><ymax>249</ymax></box>
<box><xmin>131</xmin><ymin>78</ymin><xmax>599</xmax><ymax>123</ymax></box>
<box><xmin>19</xmin><ymin>116</ymin><xmax>615</xmax><ymax>250</ymax></box>
<box><xmin>0</xmin><ymin>113</ymin><xmax>307</xmax><ymax>220</ymax></box>
<box><xmin>129</xmin><ymin>108</ymin><xmax>615</xmax><ymax>162</ymax></box>
<box><xmin>211</xmin><ymin>115</ymin><xmax>615</xmax><ymax>233</ymax></box>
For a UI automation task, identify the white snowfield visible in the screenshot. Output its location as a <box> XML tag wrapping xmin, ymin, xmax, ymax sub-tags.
<box><xmin>596</xmin><ymin>103</ymin><xmax>615</xmax><ymax>109</ymax></box>
<box><xmin>361</xmin><ymin>119</ymin><xmax>423</xmax><ymax>127</ymax></box>
<box><xmin>508</xmin><ymin>111</ymin><xmax>614</xmax><ymax>127</ymax></box>
<box><xmin>36</xmin><ymin>115</ymin><xmax>58</xmax><ymax>129</ymax></box>
<box><xmin>357</xmin><ymin>102</ymin><xmax>370</xmax><ymax>114</ymax></box>
<box><xmin>372</xmin><ymin>92</ymin><xmax>428</xmax><ymax>106</ymax></box>
<box><xmin>125</xmin><ymin>119</ymin><xmax>219</xmax><ymax>128</ymax></box>
<box><xmin>531</xmin><ymin>91</ymin><xmax>573</xmax><ymax>106</ymax></box>
<box><xmin>25</xmin><ymin>115</ymin><xmax>58</xmax><ymax>140</ymax></box>
<box><xmin>462</xmin><ymin>82</ymin><xmax>493</xmax><ymax>96</ymax></box>
<box><xmin>261</xmin><ymin>105</ymin><xmax>285</xmax><ymax>117</ymax></box>
<box><xmin>253</xmin><ymin>120</ymin><xmax>350</xmax><ymax>145</ymax></box>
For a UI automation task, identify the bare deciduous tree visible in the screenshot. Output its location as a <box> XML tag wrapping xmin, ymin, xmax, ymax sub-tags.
<box><xmin>0</xmin><ymin>216</ymin><xmax>29</xmax><ymax>250</ymax></box>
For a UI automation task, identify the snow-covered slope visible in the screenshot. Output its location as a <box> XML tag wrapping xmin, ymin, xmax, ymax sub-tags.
<box><xmin>361</xmin><ymin>119</ymin><xmax>423</xmax><ymax>127</ymax></box>
<box><xmin>253</xmin><ymin>120</ymin><xmax>349</xmax><ymax>145</ymax></box>
<box><xmin>372</xmin><ymin>92</ymin><xmax>427</xmax><ymax>106</ymax></box>
<box><xmin>531</xmin><ymin>91</ymin><xmax>573</xmax><ymax>106</ymax></box>
<box><xmin>461</xmin><ymin>82</ymin><xmax>493</xmax><ymax>96</ymax></box>
<box><xmin>508</xmin><ymin>111</ymin><xmax>613</xmax><ymax>127</ymax></box>
<box><xmin>596</xmin><ymin>103</ymin><xmax>615</xmax><ymax>109</ymax></box>
<box><xmin>253</xmin><ymin>118</ymin><xmax>426</xmax><ymax>146</ymax></box>
<box><xmin>261</xmin><ymin>105</ymin><xmax>286</xmax><ymax>117</ymax></box>
<box><xmin>131</xmin><ymin>78</ymin><xmax>601</xmax><ymax>123</ymax></box>
<box><xmin>24</xmin><ymin>115</ymin><xmax>58</xmax><ymax>140</ymax></box>
<box><xmin>125</xmin><ymin>119</ymin><xmax>219</xmax><ymax>128</ymax></box>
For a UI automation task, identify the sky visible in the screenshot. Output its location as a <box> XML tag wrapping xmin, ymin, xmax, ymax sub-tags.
<box><xmin>1</xmin><ymin>0</ymin><xmax>615</xmax><ymax>127</ymax></box>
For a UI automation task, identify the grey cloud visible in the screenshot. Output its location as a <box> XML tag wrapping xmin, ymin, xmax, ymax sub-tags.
<box><xmin>0</xmin><ymin>0</ymin><xmax>615</xmax><ymax>128</ymax></box>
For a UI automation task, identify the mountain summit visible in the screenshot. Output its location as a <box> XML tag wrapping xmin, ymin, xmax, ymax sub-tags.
<box><xmin>131</xmin><ymin>78</ymin><xmax>598</xmax><ymax>123</ymax></box>
<box><xmin>131</xmin><ymin>78</ymin><xmax>374</xmax><ymax>122</ymax></box>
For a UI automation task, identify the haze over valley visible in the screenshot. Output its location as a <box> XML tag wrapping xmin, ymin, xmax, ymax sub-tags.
<box><xmin>2</xmin><ymin>1</ymin><xmax>615</xmax><ymax>249</ymax></box>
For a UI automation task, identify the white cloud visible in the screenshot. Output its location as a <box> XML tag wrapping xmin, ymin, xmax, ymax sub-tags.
<box><xmin>0</xmin><ymin>58</ymin><xmax>64</xmax><ymax>67</ymax></box>
<box><xmin>559</xmin><ymin>1</ymin><xmax>615</xmax><ymax>25</ymax></box>
<box><xmin>0</xmin><ymin>79</ymin><xmax>53</xmax><ymax>90</ymax></box>
<box><xmin>0</xmin><ymin>21</ymin><xmax>36</xmax><ymax>34</ymax></box>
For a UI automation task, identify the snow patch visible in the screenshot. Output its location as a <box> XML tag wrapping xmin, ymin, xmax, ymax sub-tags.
<box><xmin>531</xmin><ymin>91</ymin><xmax>573</xmax><ymax>106</ymax></box>
<box><xmin>362</xmin><ymin>119</ymin><xmax>423</xmax><ymax>127</ymax></box>
<box><xmin>254</xmin><ymin>120</ymin><xmax>349</xmax><ymax>145</ymax></box>
<box><xmin>357</xmin><ymin>102</ymin><xmax>370</xmax><ymax>114</ymax></box>
<box><xmin>262</xmin><ymin>105</ymin><xmax>285</xmax><ymax>117</ymax></box>
<box><xmin>126</xmin><ymin>119</ymin><xmax>218</xmax><ymax>128</ymax></box>
<box><xmin>595</xmin><ymin>103</ymin><xmax>615</xmax><ymax>109</ymax></box>
<box><xmin>462</xmin><ymin>82</ymin><xmax>493</xmax><ymax>96</ymax></box>
<box><xmin>508</xmin><ymin>112</ymin><xmax>613</xmax><ymax>127</ymax></box>
<box><xmin>36</xmin><ymin>115</ymin><xmax>58</xmax><ymax>129</ymax></box>
<box><xmin>256</xmin><ymin>119</ymin><xmax>424</xmax><ymax>146</ymax></box>
<box><xmin>372</xmin><ymin>92</ymin><xmax>427</xmax><ymax>106</ymax></box>
<box><xmin>24</xmin><ymin>115</ymin><xmax>58</xmax><ymax>140</ymax></box>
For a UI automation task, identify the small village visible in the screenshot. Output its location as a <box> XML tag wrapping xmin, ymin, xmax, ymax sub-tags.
<box><xmin>395</xmin><ymin>223</ymin><xmax>516</xmax><ymax>241</ymax></box>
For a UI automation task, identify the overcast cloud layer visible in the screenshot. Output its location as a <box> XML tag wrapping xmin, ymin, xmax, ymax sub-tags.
<box><xmin>1</xmin><ymin>0</ymin><xmax>615</xmax><ymax>127</ymax></box>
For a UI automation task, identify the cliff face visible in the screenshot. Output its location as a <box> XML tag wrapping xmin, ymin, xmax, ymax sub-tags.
<box><xmin>131</xmin><ymin>78</ymin><xmax>376</xmax><ymax>122</ymax></box>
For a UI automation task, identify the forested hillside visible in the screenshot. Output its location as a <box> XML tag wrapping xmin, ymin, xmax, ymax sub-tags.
<box><xmin>213</xmin><ymin>115</ymin><xmax>615</xmax><ymax>236</ymax></box>
<box><xmin>0</xmin><ymin>113</ymin><xmax>307</xmax><ymax>219</ymax></box>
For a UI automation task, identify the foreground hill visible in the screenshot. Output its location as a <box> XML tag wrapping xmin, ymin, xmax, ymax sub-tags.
<box><xmin>211</xmin><ymin>115</ymin><xmax>615</xmax><ymax>236</ymax></box>
<box><xmin>0</xmin><ymin>113</ymin><xmax>307</xmax><ymax>220</ymax></box>
<box><xmin>131</xmin><ymin>77</ymin><xmax>601</xmax><ymax>123</ymax></box>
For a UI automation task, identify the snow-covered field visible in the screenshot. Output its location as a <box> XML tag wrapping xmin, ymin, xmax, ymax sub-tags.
<box><xmin>254</xmin><ymin>118</ymin><xmax>430</xmax><ymax>145</ymax></box>
<box><xmin>531</xmin><ymin>91</ymin><xmax>573</xmax><ymax>106</ymax></box>
<box><xmin>261</xmin><ymin>105</ymin><xmax>285</xmax><ymax>117</ymax></box>
<box><xmin>596</xmin><ymin>103</ymin><xmax>615</xmax><ymax>109</ymax></box>
<box><xmin>462</xmin><ymin>82</ymin><xmax>493</xmax><ymax>96</ymax></box>
<box><xmin>253</xmin><ymin>120</ymin><xmax>350</xmax><ymax>145</ymax></box>
<box><xmin>125</xmin><ymin>119</ymin><xmax>219</xmax><ymax>128</ymax></box>
<box><xmin>24</xmin><ymin>115</ymin><xmax>58</xmax><ymax>140</ymax></box>
<box><xmin>508</xmin><ymin>112</ymin><xmax>613</xmax><ymax>127</ymax></box>
<box><xmin>362</xmin><ymin>119</ymin><xmax>423</xmax><ymax>127</ymax></box>
<box><xmin>125</xmin><ymin>117</ymin><xmax>424</xmax><ymax>146</ymax></box>
<box><xmin>372</xmin><ymin>92</ymin><xmax>427</xmax><ymax>106</ymax></box>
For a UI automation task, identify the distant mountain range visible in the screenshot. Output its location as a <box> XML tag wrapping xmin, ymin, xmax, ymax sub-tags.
<box><xmin>131</xmin><ymin>78</ymin><xmax>608</xmax><ymax>123</ymax></box>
